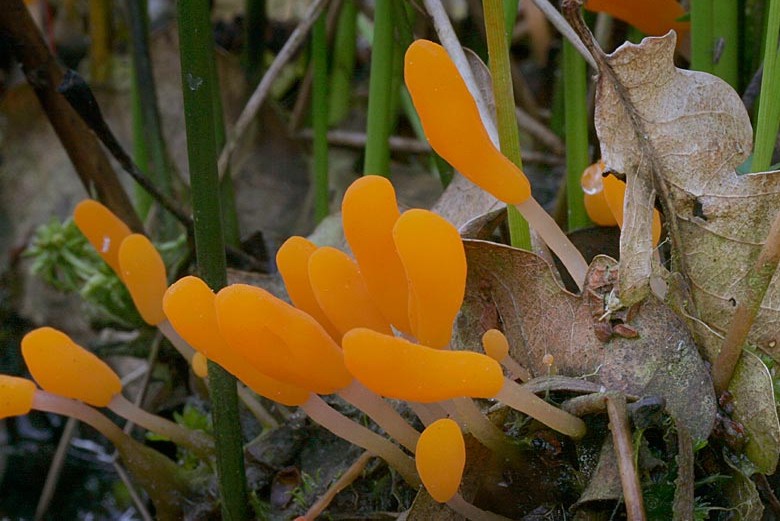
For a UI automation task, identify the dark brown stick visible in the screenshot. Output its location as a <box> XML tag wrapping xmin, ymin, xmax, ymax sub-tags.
<box><xmin>0</xmin><ymin>0</ymin><xmax>143</xmax><ymax>233</ymax></box>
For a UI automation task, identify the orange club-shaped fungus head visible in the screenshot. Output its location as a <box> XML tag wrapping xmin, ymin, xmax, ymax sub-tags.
<box><xmin>0</xmin><ymin>375</ymin><xmax>36</xmax><ymax>420</ymax></box>
<box><xmin>342</xmin><ymin>328</ymin><xmax>503</xmax><ymax>402</ymax></box>
<box><xmin>482</xmin><ymin>329</ymin><xmax>509</xmax><ymax>362</ymax></box>
<box><xmin>118</xmin><ymin>234</ymin><xmax>167</xmax><ymax>325</ymax></box>
<box><xmin>21</xmin><ymin>327</ymin><xmax>122</xmax><ymax>407</ymax></box>
<box><xmin>215</xmin><ymin>284</ymin><xmax>352</xmax><ymax>395</ymax></box>
<box><xmin>163</xmin><ymin>276</ymin><xmax>310</xmax><ymax>406</ymax></box>
<box><xmin>276</xmin><ymin>236</ymin><xmax>341</xmax><ymax>340</ymax></box>
<box><xmin>584</xmin><ymin>0</ymin><xmax>689</xmax><ymax>40</ymax></box>
<box><xmin>308</xmin><ymin>246</ymin><xmax>392</xmax><ymax>337</ymax></box>
<box><xmin>404</xmin><ymin>40</ymin><xmax>530</xmax><ymax>204</ymax></box>
<box><xmin>341</xmin><ymin>175</ymin><xmax>412</xmax><ymax>334</ymax></box>
<box><xmin>73</xmin><ymin>200</ymin><xmax>132</xmax><ymax>274</ymax></box>
<box><xmin>416</xmin><ymin>419</ymin><xmax>466</xmax><ymax>503</ymax></box>
<box><xmin>393</xmin><ymin>209</ymin><xmax>466</xmax><ymax>348</ymax></box>
<box><xmin>581</xmin><ymin>161</ymin><xmax>618</xmax><ymax>227</ymax></box>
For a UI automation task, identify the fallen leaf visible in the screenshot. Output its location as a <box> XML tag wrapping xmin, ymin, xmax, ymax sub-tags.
<box><xmin>456</xmin><ymin>240</ymin><xmax>716</xmax><ymax>440</ymax></box>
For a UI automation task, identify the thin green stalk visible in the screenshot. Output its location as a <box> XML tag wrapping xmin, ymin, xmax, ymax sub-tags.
<box><xmin>177</xmin><ymin>2</ymin><xmax>249</xmax><ymax>519</ymax></box>
<box><xmin>312</xmin><ymin>12</ymin><xmax>330</xmax><ymax>222</ymax></box>
<box><xmin>691</xmin><ymin>0</ymin><xmax>715</xmax><ymax>74</ymax></box>
<box><xmin>753</xmin><ymin>0</ymin><xmax>780</xmax><ymax>173</ymax></box>
<box><xmin>712</xmin><ymin>0</ymin><xmax>739</xmax><ymax>88</ymax></box>
<box><xmin>503</xmin><ymin>0</ymin><xmax>519</xmax><ymax>44</ymax></box>
<box><xmin>563</xmin><ymin>39</ymin><xmax>591</xmax><ymax>230</ymax></box>
<box><xmin>363</xmin><ymin>0</ymin><xmax>394</xmax><ymax>176</ymax></box>
<box><xmin>328</xmin><ymin>0</ymin><xmax>357</xmax><ymax>126</ymax></box>
<box><xmin>244</xmin><ymin>0</ymin><xmax>266</xmax><ymax>85</ymax></box>
<box><xmin>483</xmin><ymin>0</ymin><xmax>532</xmax><ymax>250</ymax></box>
<box><xmin>127</xmin><ymin>0</ymin><xmax>178</xmax><ymax>240</ymax></box>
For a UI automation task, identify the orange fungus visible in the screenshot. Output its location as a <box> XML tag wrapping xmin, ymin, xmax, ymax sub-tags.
<box><xmin>482</xmin><ymin>329</ymin><xmax>509</xmax><ymax>362</ymax></box>
<box><xmin>416</xmin><ymin>418</ymin><xmax>465</xmax><ymax>503</ymax></box>
<box><xmin>393</xmin><ymin>209</ymin><xmax>466</xmax><ymax>348</ymax></box>
<box><xmin>73</xmin><ymin>200</ymin><xmax>132</xmax><ymax>274</ymax></box>
<box><xmin>602</xmin><ymin>173</ymin><xmax>662</xmax><ymax>246</ymax></box>
<box><xmin>276</xmin><ymin>236</ymin><xmax>341</xmax><ymax>340</ymax></box>
<box><xmin>342</xmin><ymin>328</ymin><xmax>503</xmax><ymax>402</ymax></box>
<box><xmin>584</xmin><ymin>0</ymin><xmax>689</xmax><ymax>39</ymax></box>
<box><xmin>0</xmin><ymin>375</ymin><xmax>36</xmax><ymax>419</ymax></box>
<box><xmin>163</xmin><ymin>276</ymin><xmax>310</xmax><ymax>406</ymax></box>
<box><xmin>308</xmin><ymin>246</ymin><xmax>392</xmax><ymax>337</ymax></box>
<box><xmin>118</xmin><ymin>234</ymin><xmax>167</xmax><ymax>325</ymax></box>
<box><xmin>342</xmin><ymin>175</ymin><xmax>412</xmax><ymax>334</ymax></box>
<box><xmin>404</xmin><ymin>40</ymin><xmax>531</xmax><ymax>204</ymax></box>
<box><xmin>581</xmin><ymin>161</ymin><xmax>618</xmax><ymax>227</ymax></box>
<box><xmin>21</xmin><ymin>327</ymin><xmax>121</xmax><ymax>407</ymax></box>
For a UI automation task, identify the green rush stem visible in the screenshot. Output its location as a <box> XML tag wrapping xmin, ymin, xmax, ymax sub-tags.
<box><xmin>328</xmin><ymin>0</ymin><xmax>357</xmax><ymax>126</ymax></box>
<box><xmin>712</xmin><ymin>0</ymin><xmax>739</xmax><ymax>88</ymax></box>
<box><xmin>312</xmin><ymin>11</ymin><xmax>330</xmax><ymax>222</ymax></box>
<box><xmin>363</xmin><ymin>0</ymin><xmax>395</xmax><ymax>176</ymax></box>
<box><xmin>502</xmin><ymin>0</ymin><xmax>518</xmax><ymax>43</ymax></box>
<box><xmin>691</xmin><ymin>0</ymin><xmax>715</xmax><ymax>74</ymax></box>
<box><xmin>563</xmin><ymin>39</ymin><xmax>591</xmax><ymax>231</ymax></box>
<box><xmin>177</xmin><ymin>1</ymin><xmax>249</xmax><ymax>519</ymax></box>
<box><xmin>127</xmin><ymin>0</ymin><xmax>178</xmax><ymax>239</ymax></box>
<box><xmin>483</xmin><ymin>0</ymin><xmax>532</xmax><ymax>250</ymax></box>
<box><xmin>752</xmin><ymin>0</ymin><xmax>780</xmax><ymax>173</ymax></box>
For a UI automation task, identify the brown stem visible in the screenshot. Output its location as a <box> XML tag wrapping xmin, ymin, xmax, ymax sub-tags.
<box><xmin>712</xmin><ymin>210</ymin><xmax>780</xmax><ymax>393</ymax></box>
<box><xmin>672</xmin><ymin>424</ymin><xmax>694</xmax><ymax>521</ymax></box>
<box><xmin>605</xmin><ymin>394</ymin><xmax>646</xmax><ymax>521</ymax></box>
<box><xmin>0</xmin><ymin>0</ymin><xmax>143</xmax><ymax>233</ymax></box>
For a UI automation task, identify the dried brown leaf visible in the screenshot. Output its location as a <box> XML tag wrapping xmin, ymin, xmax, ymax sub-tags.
<box><xmin>456</xmin><ymin>240</ymin><xmax>716</xmax><ymax>440</ymax></box>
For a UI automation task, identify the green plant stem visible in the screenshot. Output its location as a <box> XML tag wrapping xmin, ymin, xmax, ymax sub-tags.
<box><xmin>312</xmin><ymin>12</ymin><xmax>330</xmax><ymax>222</ymax></box>
<box><xmin>127</xmin><ymin>0</ymin><xmax>178</xmax><ymax>239</ymax></box>
<box><xmin>177</xmin><ymin>2</ymin><xmax>249</xmax><ymax>519</ymax></box>
<box><xmin>503</xmin><ymin>0</ymin><xmax>518</xmax><ymax>43</ymax></box>
<box><xmin>712</xmin><ymin>0</ymin><xmax>739</xmax><ymax>88</ymax></box>
<box><xmin>563</xmin><ymin>39</ymin><xmax>591</xmax><ymax>231</ymax></box>
<box><xmin>363</xmin><ymin>0</ymin><xmax>394</xmax><ymax>176</ymax></box>
<box><xmin>483</xmin><ymin>0</ymin><xmax>531</xmax><ymax>250</ymax></box>
<box><xmin>243</xmin><ymin>0</ymin><xmax>266</xmax><ymax>85</ymax></box>
<box><xmin>691</xmin><ymin>0</ymin><xmax>715</xmax><ymax>74</ymax></box>
<box><xmin>753</xmin><ymin>0</ymin><xmax>780</xmax><ymax>173</ymax></box>
<box><xmin>328</xmin><ymin>0</ymin><xmax>357</xmax><ymax>126</ymax></box>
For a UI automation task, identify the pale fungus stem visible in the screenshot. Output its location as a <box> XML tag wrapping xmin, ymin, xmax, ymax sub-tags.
<box><xmin>495</xmin><ymin>379</ymin><xmax>587</xmax><ymax>439</ymax></box>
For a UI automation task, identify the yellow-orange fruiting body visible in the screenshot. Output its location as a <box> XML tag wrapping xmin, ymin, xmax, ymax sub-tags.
<box><xmin>404</xmin><ymin>40</ymin><xmax>530</xmax><ymax>204</ymax></box>
<box><xmin>342</xmin><ymin>328</ymin><xmax>503</xmax><ymax>402</ymax></box>
<box><xmin>342</xmin><ymin>176</ymin><xmax>412</xmax><ymax>334</ymax></box>
<box><xmin>73</xmin><ymin>200</ymin><xmax>132</xmax><ymax>274</ymax></box>
<box><xmin>581</xmin><ymin>161</ymin><xmax>618</xmax><ymax>227</ymax></box>
<box><xmin>22</xmin><ymin>327</ymin><xmax>121</xmax><ymax>407</ymax></box>
<box><xmin>215</xmin><ymin>284</ymin><xmax>352</xmax><ymax>395</ymax></box>
<box><xmin>482</xmin><ymin>329</ymin><xmax>509</xmax><ymax>361</ymax></box>
<box><xmin>393</xmin><ymin>209</ymin><xmax>466</xmax><ymax>348</ymax></box>
<box><xmin>118</xmin><ymin>234</ymin><xmax>167</xmax><ymax>325</ymax></box>
<box><xmin>308</xmin><ymin>246</ymin><xmax>392</xmax><ymax>336</ymax></box>
<box><xmin>584</xmin><ymin>0</ymin><xmax>689</xmax><ymax>38</ymax></box>
<box><xmin>163</xmin><ymin>276</ymin><xmax>310</xmax><ymax>406</ymax></box>
<box><xmin>602</xmin><ymin>174</ymin><xmax>662</xmax><ymax>246</ymax></box>
<box><xmin>416</xmin><ymin>419</ymin><xmax>465</xmax><ymax>503</ymax></box>
<box><xmin>276</xmin><ymin>236</ymin><xmax>341</xmax><ymax>340</ymax></box>
<box><xmin>0</xmin><ymin>375</ymin><xmax>36</xmax><ymax>419</ymax></box>
<box><xmin>192</xmin><ymin>352</ymin><xmax>209</xmax><ymax>378</ymax></box>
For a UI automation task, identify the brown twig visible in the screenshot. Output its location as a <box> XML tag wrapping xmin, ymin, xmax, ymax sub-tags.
<box><xmin>0</xmin><ymin>0</ymin><xmax>143</xmax><ymax>233</ymax></box>
<box><xmin>606</xmin><ymin>394</ymin><xmax>646</xmax><ymax>521</ymax></box>
<box><xmin>672</xmin><ymin>424</ymin><xmax>694</xmax><ymax>521</ymax></box>
<box><xmin>712</xmin><ymin>210</ymin><xmax>780</xmax><ymax>394</ymax></box>
<box><xmin>302</xmin><ymin>451</ymin><xmax>373</xmax><ymax>520</ymax></box>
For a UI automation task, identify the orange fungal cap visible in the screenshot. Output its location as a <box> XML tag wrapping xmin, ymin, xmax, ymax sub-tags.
<box><xmin>393</xmin><ymin>209</ymin><xmax>466</xmax><ymax>348</ymax></box>
<box><xmin>73</xmin><ymin>200</ymin><xmax>132</xmax><ymax>274</ymax></box>
<box><xmin>192</xmin><ymin>352</ymin><xmax>209</xmax><ymax>378</ymax></box>
<box><xmin>276</xmin><ymin>236</ymin><xmax>341</xmax><ymax>340</ymax></box>
<box><xmin>21</xmin><ymin>327</ymin><xmax>121</xmax><ymax>407</ymax></box>
<box><xmin>342</xmin><ymin>328</ymin><xmax>503</xmax><ymax>402</ymax></box>
<box><xmin>308</xmin><ymin>246</ymin><xmax>392</xmax><ymax>337</ymax></box>
<box><xmin>482</xmin><ymin>329</ymin><xmax>509</xmax><ymax>362</ymax></box>
<box><xmin>416</xmin><ymin>418</ymin><xmax>465</xmax><ymax>503</ymax></box>
<box><xmin>602</xmin><ymin>174</ymin><xmax>662</xmax><ymax>246</ymax></box>
<box><xmin>215</xmin><ymin>284</ymin><xmax>352</xmax><ymax>395</ymax></box>
<box><xmin>584</xmin><ymin>0</ymin><xmax>689</xmax><ymax>39</ymax></box>
<box><xmin>341</xmin><ymin>176</ymin><xmax>412</xmax><ymax>334</ymax></box>
<box><xmin>118</xmin><ymin>234</ymin><xmax>167</xmax><ymax>325</ymax></box>
<box><xmin>163</xmin><ymin>276</ymin><xmax>310</xmax><ymax>406</ymax></box>
<box><xmin>0</xmin><ymin>375</ymin><xmax>37</xmax><ymax>419</ymax></box>
<box><xmin>404</xmin><ymin>40</ymin><xmax>530</xmax><ymax>204</ymax></box>
<box><xmin>581</xmin><ymin>161</ymin><xmax>618</xmax><ymax>227</ymax></box>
